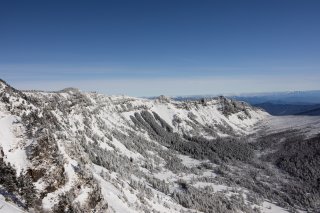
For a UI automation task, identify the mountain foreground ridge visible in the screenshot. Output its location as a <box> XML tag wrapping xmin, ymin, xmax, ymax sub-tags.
<box><xmin>1</xmin><ymin>79</ymin><xmax>320</xmax><ymax>213</ymax></box>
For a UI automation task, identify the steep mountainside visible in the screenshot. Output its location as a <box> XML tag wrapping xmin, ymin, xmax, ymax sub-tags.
<box><xmin>1</xmin><ymin>79</ymin><xmax>320</xmax><ymax>213</ymax></box>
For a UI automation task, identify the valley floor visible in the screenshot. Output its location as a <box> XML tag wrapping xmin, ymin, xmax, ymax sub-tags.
<box><xmin>258</xmin><ymin>115</ymin><xmax>320</xmax><ymax>136</ymax></box>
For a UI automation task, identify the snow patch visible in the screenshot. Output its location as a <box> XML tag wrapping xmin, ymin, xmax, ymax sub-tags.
<box><xmin>0</xmin><ymin>112</ymin><xmax>28</xmax><ymax>174</ymax></box>
<box><xmin>0</xmin><ymin>195</ymin><xmax>25</xmax><ymax>213</ymax></box>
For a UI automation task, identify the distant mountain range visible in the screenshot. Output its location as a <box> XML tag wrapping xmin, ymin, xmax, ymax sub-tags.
<box><xmin>231</xmin><ymin>90</ymin><xmax>320</xmax><ymax>115</ymax></box>
<box><xmin>173</xmin><ymin>90</ymin><xmax>320</xmax><ymax>116</ymax></box>
<box><xmin>230</xmin><ymin>90</ymin><xmax>320</xmax><ymax>105</ymax></box>
<box><xmin>253</xmin><ymin>102</ymin><xmax>320</xmax><ymax>116</ymax></box>
<box><xmin>295</xmin><ymin>107</ymin><xmax>320</xmax><ymax>116</ymax></box>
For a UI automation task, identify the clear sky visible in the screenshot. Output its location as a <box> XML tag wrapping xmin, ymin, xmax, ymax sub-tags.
<box><xmin>1</xmin><ymin>0</ymin><xmax>320</xmax><ymax>96</ymax></box>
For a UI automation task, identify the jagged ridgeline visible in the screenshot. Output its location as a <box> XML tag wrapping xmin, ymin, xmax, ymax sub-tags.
<box><xmin>0</xmin><ymin>79</ymin><xmax>319</xmax><ymax>213</ymax></box>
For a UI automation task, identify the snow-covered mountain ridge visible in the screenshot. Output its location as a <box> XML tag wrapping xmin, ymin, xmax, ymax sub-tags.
<box><xmin>1</xmin><ymin>79</ymin><xmax>319</xmax><ymax>213</ymax></box>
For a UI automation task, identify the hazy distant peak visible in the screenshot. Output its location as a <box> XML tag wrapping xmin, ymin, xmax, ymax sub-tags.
<box><xmin>59</xmin><ymin>87</ymin><xmax>81</xmax><ymax>94</ymax></box>
<box><xmin>155</xmin><ymin>95</ymin><xmax>172</xmax><ymax>103</ymax></box>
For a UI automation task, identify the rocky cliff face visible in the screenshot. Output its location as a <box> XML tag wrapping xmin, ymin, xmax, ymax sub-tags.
<box><xmin>2</xmin><ymin>79</ymin><xmax>318</xmax><ymax>213</ymax></box>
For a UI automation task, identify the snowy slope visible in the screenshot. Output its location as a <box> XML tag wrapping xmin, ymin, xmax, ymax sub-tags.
<box><xmin>0</xmin><ymin>112</ymin><xmax>29</xmax><ymax>174</ymax></box>
<box><xmin>0</xmin><ymin>195</ymin><xmax>25</xmax><ymax>213</ymax></box>
<box><xmin>1</xmin><ymin>79</ymin><xmax>315</xmax><ymax>213</ymax></box>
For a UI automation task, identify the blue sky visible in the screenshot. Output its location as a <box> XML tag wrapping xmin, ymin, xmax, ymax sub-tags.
<box><xmin>1</xmin><ymin>0</ymin><xmax>320</xmax><ymax>96</ymax></box>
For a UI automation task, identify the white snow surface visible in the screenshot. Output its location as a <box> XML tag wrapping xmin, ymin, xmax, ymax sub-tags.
<box><xmin>257</xmin><ymin>201</ymin><xmax>289</xmax><ymax>213</ymax></box>
<box><xmin>0</xmin><ymin>195</ymin><xmax>25</xmax><ymax>213</ymax></box>
<box><xmin>0</xmin><ymin>110</ymin><xmax>28</xmax><ymax>174</ymax></box>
